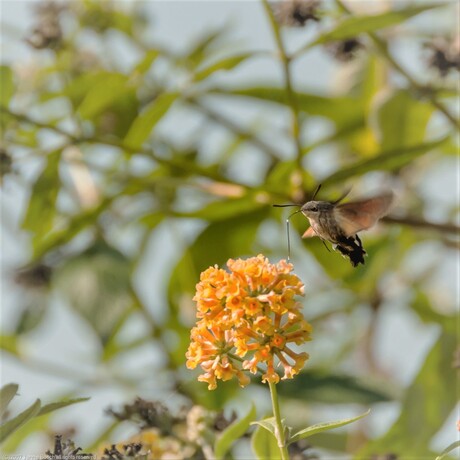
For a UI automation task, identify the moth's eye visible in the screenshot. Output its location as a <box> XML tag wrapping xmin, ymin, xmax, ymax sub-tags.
<box><xmin>310</xmin><ymin>206</ymin><xmax>318</xmax><ymax>212</ymax></box>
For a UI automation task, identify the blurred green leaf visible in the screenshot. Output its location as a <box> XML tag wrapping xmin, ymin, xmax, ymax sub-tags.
<box><xmin>78</xmin><ymin>73</ymin><xmax>129</xmax><ymax>119</ymax></box>
<box><xmin>410</xmin><ymin>290</ymin><xmax>455</xmax><ymax>331</ymax></box>
<box><xmin>1</xmin><ymin>412</ymin><xmax>52</xmax><ymax>453</ymax></box>
<box><xmin>194</xmin><ymin>53</ymin><xmax>252</xmax><ymax>81</ymax></box>
<box><xmin>184</xmin><ymin>28</ymin><xmax>228</xmax><ymax>68</ymax></box>
<box><xmin>64</xmin><ymin>72</ymin><xmax>108</xmax><ymax>108</ymax></box>
<box><xmin>0</xmin><ymin>384</ymin><xmax>19</xmax><ymax>417</ymax></box>
<box><xmin>298</xmin><ymin>229</ymin><xmax>352</xmax><ymax>279</ymax></box>
<box><xmin>177</xmin><ymin>195</ymin><xmax>266</xmax><ymax>222</ymax></box>
<box><xmin>321</xmin><ymin>136</ymin><xmax>447</xmax><ymax>186</ymax></box>
<box><xmin>37</xmin><ymin>397</ymin><xmax>90</xmax><ymax>416</ymax></box>
<box><xmin>307</xmin><ymin>431</ymin><xmax>348</xmax><ymax>452</ymax></box>
<box><xmin>15</xmin><ymin>301</ymin><xmax>48</xmax><ymax>336</ymax></box>
<box><xmin>252</xmin><ymin>420</ymin><xmax>282</xmax><ymax>460</ymax></box>
<box><xmin>22</xmin><ymin>151</ymin><xmax>61</xmax><ymax>249</ymax></box>
<box><xmin>436</xmin><ymin>441</ymin><xmax>460</xmax><ymax>460</ymax></box>
<box><xmin>0</xmin><ymin>399</ymin><xmax>41</xmax><ymax>444</ymax></box>
<box><xmin>168</xmin><ymin>208</ymin><xmax>268</xmax><ymax>313</ymax></box>
<box><xmin>210</xmin><ymin>86</ymin><xmax>364</xmax><ymax>126</ymax></box>
<box><xmin>277</xmin><ymin>370</ymin><xmax>394</xmax><ymax>404</ymax></box>
<box><xmin>30</xmin><ymin>195</ymin><xmax>115</xmax><ymax>261</ymax></box>
<box><xmin>0</xmin><ymin>65</ymin><xmax>14</xmax><ymax>108</ymax></box>
<box><xmin>374</xmin><ymin>89</ymin><xmax>433</xmax><ymax>151</ymax></box>
<box><xmin>356</xmin><ymin>331</ymin><xmax>457</xmax><ymax>457</ymax></box>
<box><xmin>312</xmin><ymin>4</ymin><xmax>441</xmax><ymax>44</ymax></box>
<box><xmin>54</xmin><ymin>240</ymin><xmax>133</xmax><ymax>342</ymax></box>
<box><xmin>124</xmin><ymin>92</ymin><xmax>178</xmax><ymax>149</ymax></box>
<box><xmin>0</xmin><ymin>336</ymin><xmax>19</xmax><ymax>356</ymax></box>
<box><xmin>266</xmin><ymin>160</ymin><xmax>314</xmax><ymax>196</ymax></box>
<box><xmin>215</xmin><ymin>404</ymin><xmax>256</xmax><ymax>459</ymax></box>
<box><xmin>289</xmin><ymin>410</ymin><xmax>370</xmax><ymax>444</ymax></box>
<box><xmin>133</xmin><ymin>49</ymin><xmax>160</xmax><ymax>74</ymax></box>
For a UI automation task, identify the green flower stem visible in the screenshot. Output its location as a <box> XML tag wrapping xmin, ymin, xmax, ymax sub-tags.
<box><xmin>261</xmin><ymin>0</ymin><xmax>303</xmax><ymax>170</ymax></box>
<box><xmin>268</xmin><ymin>381</ymin><xmax>290</xmax><ymax>460</ymax></box>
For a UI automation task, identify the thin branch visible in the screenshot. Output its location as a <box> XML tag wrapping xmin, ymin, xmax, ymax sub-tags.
<box><xmin>334</xmin><ymin>0</ymin><xmax>460</xmax><ymax>130</ymax></box>
<box><xmin>383</xmin><ymin>215</ymin><xmax>459</xmax><ymax>235</ymax></box>
<box><xmin>261</xmin><ymin>0</ymin><xmax>304</xmax><ymax>167</ymax></box>
<box><xmin>186</xmin><ymin>96</ymin><xmax>281</xmax><ymax>161</ymax></box>
<box><xmin>0</xmin><ymin>106</ymin><xmax>79</xmax><ymax>140</ymax></box>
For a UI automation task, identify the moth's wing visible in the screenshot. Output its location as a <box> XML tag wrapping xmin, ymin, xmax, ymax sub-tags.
<box><xmin>334</xmin><ymin>192</ymin><xmax>394</xmax><ymax>236</ymax></box>
<box><xmin>302</xmin><ymin>227</ymin><xmax>316</xmax><ymax>238</ymax></box>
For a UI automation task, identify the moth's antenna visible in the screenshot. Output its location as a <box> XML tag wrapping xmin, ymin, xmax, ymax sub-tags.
<box><xmin>286</xmin><ymin>209</ymin><xmax>302</xmax><ymax>262</ymax></box>
<box><xmin>311</xmin><ymin>184</ymin><xmax>322</xmax><ymax>200</ymax></box>
<box><xmin>332</xmin><ymin>187</ymin><xmax>352</xmax><ymax>204</ymax></box>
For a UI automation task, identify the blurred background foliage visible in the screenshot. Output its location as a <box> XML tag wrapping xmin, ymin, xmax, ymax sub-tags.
<box><xmin>0</xmin><ymin>0</ymin><xmax>459</xmax><ymax>458</ymax></box>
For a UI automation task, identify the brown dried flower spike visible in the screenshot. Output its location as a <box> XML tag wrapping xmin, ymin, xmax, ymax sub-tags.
<box><xmin>425</xmin><ymin>37</ymin><xmax>460</xmax><ymax>77</ymax></box>
<box><xmin>327</xmin><ymin>38</ymin><xmax>364</xmax><ymax>62</ymax></box>
<box><xmin>273</xmin><ymin>0</ymin><xmax>321</xmax><ymax>27</ymax></box>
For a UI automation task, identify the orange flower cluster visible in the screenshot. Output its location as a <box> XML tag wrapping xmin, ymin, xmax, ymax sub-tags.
<box><xmin>186</xmin><ymin>255</ymin><xmax>312</xmax><ymax>389</ymax></box>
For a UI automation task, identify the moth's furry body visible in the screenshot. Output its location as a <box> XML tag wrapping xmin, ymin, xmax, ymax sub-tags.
<box><xmin>300</xmin><ymin>193</ymin><xmax>394</xmax><ymax>267</ymax></box>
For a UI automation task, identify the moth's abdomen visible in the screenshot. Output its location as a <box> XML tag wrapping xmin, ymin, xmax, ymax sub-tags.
<box><xmin>335</xmin><ymin>235</ymin><xmax>366</xmax><ymax>267</ymax></box>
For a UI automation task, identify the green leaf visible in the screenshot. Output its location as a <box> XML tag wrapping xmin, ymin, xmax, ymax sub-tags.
<box><xmin>184</xmin><ymin>28</ymin><xmax>228</xmax><ymax>67</ymax></box>
<box><xmin>133</xmin><ymin>49</ymin><xmax>160</xmax><ymax>74</ymax></box>
<box><xmin>0</xmin><ymin>384</ymin><xmax>19</xmax><ymax>417</ymax></box>
<box><xmin>356</xmin><ymin>332</ymin><xmax>457</xmax><ymax>457</ymax></box>
<box><xmin>54</xmin><ymin>240</ymin><xmax>133</xmax><ymax>341</ymax></box>
<box><xmin>168</xmin><ymin>209</ymin><xmax>268</xmax><ymax>312</ymax></box>
<box><xmin>22</xmin><ymin>151</ymin><xmax>61</xmax><ymax>249</ymax></box>
<box><xmin>124</xmin><ymin>92</ymin><xmax>178</xmax><ymax>149</ymax></box>
<box><xmin>321</xmin><ymin>136</ymin><xmax>447</xmax><ymax>186</ymax></box>
<box><xmin>436</xmin><ymin>441</ymin><xmax>460</xmax><ymax>460</ymax></box>
<box><xmin>374</xmin><ymin>90</ymin><xmax>433</xmax><ymax>151</ymax></box>
<box><xmin>0</xmin><ymin>399</ymin><xmax>41</xmax><ymax>444</ymax></box>
<box><xmin>0</xmin><ymin>336</ymin><xmax>19</xmax><ymax>356</ymax></box>
<box><xmin>313</xmin><ymin>4</ymin><xmax>441</xmax><ymax>44</ymax></box>
<box><xmin>37</xmin><ymin>397</ymin><xmax>90</xmax><ymax>416</ymax></box>
<box><xmin>277</xmin><ymin>370</ymin><xmax>394</xmax><ymax>404</ymax></box>
<box><xmin>251</xmin><ymin>417</ymin><xmax>278</xmax><ymax>436</ymax></box>
<box><xmin>0</xmin><ymin>65</ymin><xmax>14</xmax><ymax>108</ymax></box>
<box><xmin>306</xmin><ymin>432</ymin><xmax>348</xmax><ymax>452</ymax></box>
<box><xmin>210</xmin><ymin>86</ymin><xmax>364</xmax><ymax>127</ymax></box>
<box><xmin>31</xmin><ymin>195</ymin><xmax>114</xmax><ymax>261</ymax></box>
<box><xmin>411</xmin><ymin>290</ymin><xmax>455</xmax><ymax>331</ymax></box>
<box><xmin>194</xmin><ymin>53</ymin><xmax>252</xmax><ymax>82</ymax></box>
<box><xmin>251</xmin><ymin>420</ymin><xmax>282</xmax><ymax>460</ymax></box>
<box><xmin>297</xmin><ymin>224</ymin><xmax>352</xmax><ymax>279</ymax></box>
<box><xmin>78</xmin><ymin>73</ymin><xmax>129</xmax><ymax>119</ymax></box>
<box><xmin>289</xmin><ymin>410</ymin><xmax>370</xmax><ymax>444</ymax></box>
<box><xmin>1</xmin><ymin>411</ymin><xmax>52</xmax><ymax>453</ymax></box>
<box><xmin>215</xmin><ymin>404</ymin><xmax>257</xmax><ymax>459</ymax></box>
<box><xmin>177</xmin><ymin>195</ymin><xmax>266</xmax><ymax>222</ymax></box>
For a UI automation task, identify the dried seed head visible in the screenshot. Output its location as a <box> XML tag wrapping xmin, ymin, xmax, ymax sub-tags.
<box><xmin>15</xmin><ymin>263</ymin><xmax>53</xmax><ymax>289</ymax></box>
<box><xmin>273</xmin><ymin>0</ymin><xmax>321</xmax><ymax>27</ymax></box>
<box><xmin>425</xmin><ymin>37</ymin><xmax>460</xmax><ymax>77</ymax></box>
<box><xmin>25</xmin><ymin>1</ymin><xmax>65</xmax><ymax>50</ymax></box>
<box><xmin>327</xmin><ymin>38</ymin><xmax>364</xmax><ymax>62</ymax></box>
<box><xmin>106</xmin><ymin>398</ymin><xmax>177</xmax><ymax>433</ymax></box>
<box><xmin>0</xmin><ymin>148</ymin><xmax>13</xmax><ymax>184</ymax></box>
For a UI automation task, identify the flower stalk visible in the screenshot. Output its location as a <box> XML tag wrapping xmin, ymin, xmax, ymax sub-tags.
<box><xmin>269</xmin><ymin>381</ymin><xmax>290</xmax><ymax>460</ymax></box>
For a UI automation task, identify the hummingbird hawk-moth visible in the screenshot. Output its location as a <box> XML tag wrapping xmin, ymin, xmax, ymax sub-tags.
<box><xmin>275</xmin><ymin>189</ymin><xmax>394</xmax><ymax>267</ymax></box>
